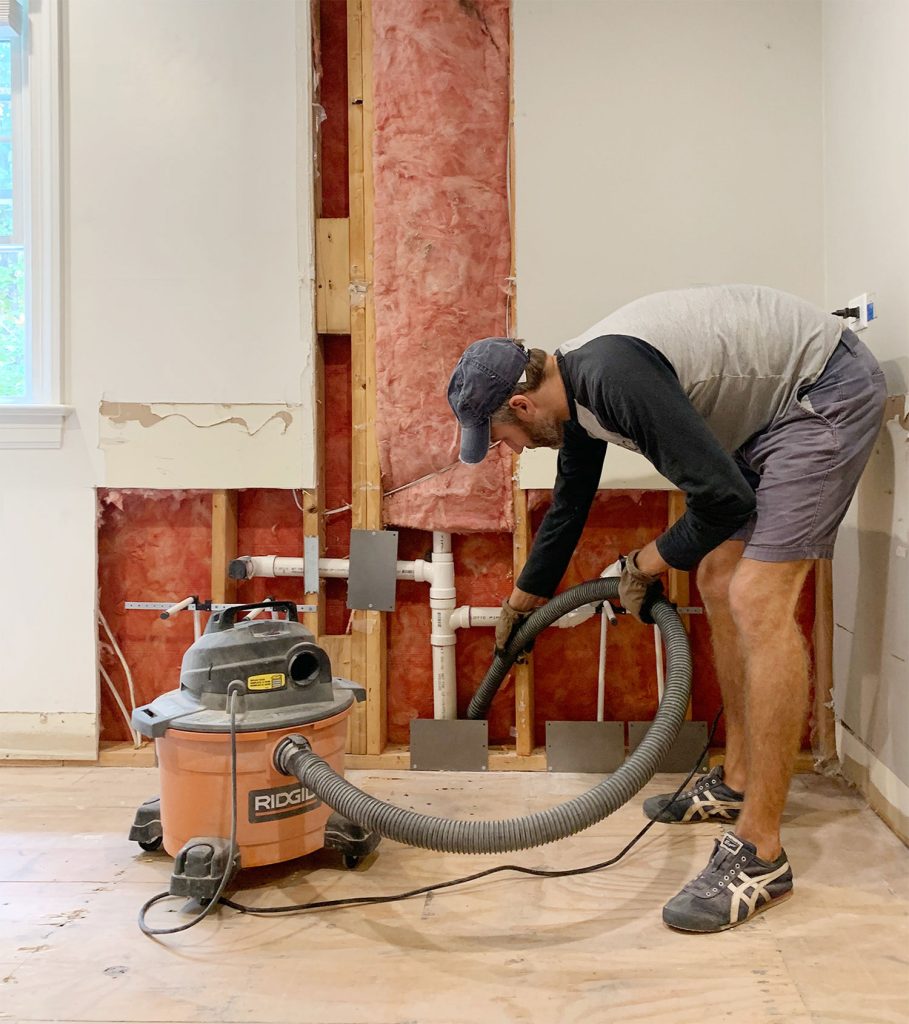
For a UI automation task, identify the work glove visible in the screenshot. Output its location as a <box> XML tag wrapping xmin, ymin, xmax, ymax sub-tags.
<box><xmin>597</xmin><ymin>559</ymin><xmax>623</xmax><ymax>624</ymax></box>
<box><xmin>617</xmin><ymin>549</ymin><xmax>664</xmax><ymax>625</ymax></box>
<box><xmin>494</xmin><ymin>599</ymin><xmax>533</xmax><ymax>659</ymax></box>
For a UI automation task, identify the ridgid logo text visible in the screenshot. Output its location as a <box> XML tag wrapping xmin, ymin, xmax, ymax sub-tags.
<box><xmin>248</xmin><ymin>782</ymin><xmax>322</xmax><ymax>823</ymax></box>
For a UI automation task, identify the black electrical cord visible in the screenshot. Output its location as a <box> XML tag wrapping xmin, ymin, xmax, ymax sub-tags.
<box><xmin>137</xmin><ymin>688</ymin><xmax>242</xmax><ymax>936</ymax></box>
<box><xmin>218</xmin><ymin>706</ymin><xmax>724</xmax><ymax>918</ymax></box>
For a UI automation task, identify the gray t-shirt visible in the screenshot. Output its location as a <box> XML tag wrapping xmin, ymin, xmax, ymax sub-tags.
<box><xmin>560</xmin><ymin>284</ymin><xmax>843</xmax><ymax>452</ymax></box>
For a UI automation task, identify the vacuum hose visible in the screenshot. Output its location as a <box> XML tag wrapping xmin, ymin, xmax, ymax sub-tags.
<box><xmin>274</xmin><ymin>578</ymin><xmax>691</xmax><ymax>855</ymax></box>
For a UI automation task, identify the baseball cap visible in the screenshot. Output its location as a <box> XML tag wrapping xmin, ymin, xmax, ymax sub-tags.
<box><xmin>447</xmin><ymin>337</ymin><xmax>530</xmax><ymax>464</ymax></box>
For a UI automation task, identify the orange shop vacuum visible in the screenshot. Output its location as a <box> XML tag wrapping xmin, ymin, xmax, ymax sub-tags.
<box><xmin>128</xmin><ymin>601</ymin><xmax>380</xmax><ymax>900</ymax></box>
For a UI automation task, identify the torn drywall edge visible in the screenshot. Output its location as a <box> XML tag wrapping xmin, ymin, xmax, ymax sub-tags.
<box><xmin>98</xmin><ymin>401</ymin><xmax>314</xmax><ymax>489</ymax></box>
<box><xmin>99</xmin><ymin>401</ymin><xmax>298</xmax><ymax>436</ymax></box>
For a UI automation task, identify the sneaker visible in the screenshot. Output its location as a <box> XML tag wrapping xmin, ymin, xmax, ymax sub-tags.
<box><xmin>642</xmin><ymin>764</ymin><xmax>744</xmax><ymax>823</ymax></box>
<box><xmin>662</xmin><ymin>832</ymin><xmax>793</xmax><ymax>933</ymax></box>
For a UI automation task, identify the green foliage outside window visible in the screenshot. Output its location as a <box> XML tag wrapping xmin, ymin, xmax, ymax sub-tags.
<box><xmin>0</xmin><ymin>38</ymin><xmax>26</xmax><ymax>400</ymax></box>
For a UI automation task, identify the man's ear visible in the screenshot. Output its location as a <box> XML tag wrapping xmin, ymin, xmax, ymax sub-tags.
<box><xmin>508</xmin><ymin>394</ymin><xmax>534</xmax><ymax>420</ymax></box>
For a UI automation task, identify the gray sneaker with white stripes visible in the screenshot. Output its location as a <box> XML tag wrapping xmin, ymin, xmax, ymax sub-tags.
<box><xmin>642</xmin><ymin>764</ymin><xmax>744</xmax><ymax>823</ymax></box>
<box><xmin>662</xmin><ymin>832</ymin><xmax>793</xmax><ymax>932</ymax></box>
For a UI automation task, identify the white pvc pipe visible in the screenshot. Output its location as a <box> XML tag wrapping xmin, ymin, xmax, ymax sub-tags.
<box><xmin>553</xmin><ymin>603</ymin><xmax>597</xmax><ymax>629</ymax></box>
<box><xmin>449</xmin><ymin>604</ymin><xmax>600</xmax><ymax>632</ymax></box>
<box><xmin>449</xmin><ymin>606</ymin><xmax>500</xmax><ymax>630</ymax></box>
<box><xmin>239</xmin><ymin>554</ymin><xmax>427</xmax><ymax>583</ymax></box>
<box><xmin>654</xmin><ymin>625</ymin><xmax>665</xmax><ymax>702</ymax></box>
<box><xmin>429</xmin><ymin>531</ymin><xmax>457</xmax><ymax>719</ymax></box>
<box><xmin>597</xmin><ymin>607</ymin><xmax>608</xmax><ymax>722</ymax></box>
<box><xmin>160</xmin><ymin>595</ymin><xmax>194</xmax><ymax>619</ymax></box>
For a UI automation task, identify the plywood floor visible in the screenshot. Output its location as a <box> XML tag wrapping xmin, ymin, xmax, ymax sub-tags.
<box><xmin>1</xmin><ymin>765</ymin><xmax>907</xmax><ymax>1024</ymax></box>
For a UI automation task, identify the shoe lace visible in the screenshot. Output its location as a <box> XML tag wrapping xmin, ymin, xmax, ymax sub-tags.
<box><xmin>682</xmin><ymin>766</ymin><xmax>721</xmax><ymax>799</ymax></box>
<box><xmin>691</xmin><ymin>839</ymin><xmax>745</xmax><ymax>887</ymax></box>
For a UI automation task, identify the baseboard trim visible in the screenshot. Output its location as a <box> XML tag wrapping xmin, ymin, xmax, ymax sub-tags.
<box><xmin>0</xmin><ymin>712</ymin><xmax>98</xmax><ymax>761</ymax></box>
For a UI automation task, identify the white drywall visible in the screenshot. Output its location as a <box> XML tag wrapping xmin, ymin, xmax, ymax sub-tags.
<box><xmin>822</xmin><ymin>0</ymin><xmax>909</xmax><ymax>797</ymax></box>
<box><xmin>0</xmin><ymin>1</ymin><xmax>316</xmax><ymax>758</ymax></box>
<box><xmin>68</xmin><ymin>0</ymin><xmax>317</xmax><ymax>487</ymax></box>
<box><xmin>514</xmin><ymin>0</ymin><xmax>825</xmax><ymax>490</ymax></box>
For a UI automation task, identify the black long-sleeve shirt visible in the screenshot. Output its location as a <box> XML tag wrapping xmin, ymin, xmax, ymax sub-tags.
<box><xmin>516</xmin><ymin>335</ymin><xmax>758</xmax><ymax>597</ymax></box>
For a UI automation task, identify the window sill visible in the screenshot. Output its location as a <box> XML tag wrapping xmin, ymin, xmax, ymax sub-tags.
<box><xmin>0</xmin><ymin>405</ymin><xmax>73</xmax><ymax>449</ymax></box>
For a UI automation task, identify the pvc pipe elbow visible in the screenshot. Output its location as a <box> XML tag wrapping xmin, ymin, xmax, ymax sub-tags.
<box><xmin>553</xmin><ymin>603</ymin><xmax>597</xmax><ymax>628</ymax></box>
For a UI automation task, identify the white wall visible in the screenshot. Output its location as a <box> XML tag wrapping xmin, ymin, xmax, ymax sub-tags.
<box><xmin>514</xmin><ymin>0</ymin><xmax>825</xmax><ymax>489</ymax></box>
<box><xmin>68</xmin><ymin>0</ymin><xmax>317</xmax><ymax>488</ymax></box>
<box><xmin>0</xmin><ymin>0</ymin><xmax>316</xmax><ymax>758</ymax></box>
<box><xmin>822</xmin><ymin>0</ymin><xmax>909</xmax><ymax>829</ymax></box>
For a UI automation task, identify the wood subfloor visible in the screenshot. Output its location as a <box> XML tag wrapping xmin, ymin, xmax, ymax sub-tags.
<box><xmin>1</xmin><ymin>766</ymin><xmax>907</xmax><ymax>1024</ymax></box>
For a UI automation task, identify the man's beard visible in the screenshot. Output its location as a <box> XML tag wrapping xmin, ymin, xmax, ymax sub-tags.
<box><xmin>527</xmin><ymin>415</ymin><xmax>564</xmax><ymax>449</ymax></box>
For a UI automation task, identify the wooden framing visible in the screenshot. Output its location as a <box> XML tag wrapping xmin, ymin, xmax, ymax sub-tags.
<box><xmin>315</xmin><ymin>218</ymin><xmax>351</xmax><ymax>334</ymax></box>
<box><xmin>306</xmin><ymin>2</ymin><xmax>328</xmax><ymax>643</ymax></box>
<box><xmin>301</xmin><ymin>329</ymin><xmax>326</xmax><ymax>639</ymax></box>
<box><xmin>347</xmin><ymin>0</ymin><xmax>386</xmax><ymax>756</ymax></box>
<box><xmin>505</xmin><ymin>8</ymin><xmax>538</xmax><ymax>757</ymax></box>
<box><xmin>513</xmin><ymin>477</ymin><xmax>536</xmax><ymax>756</ymax></box>
<box><xmin>666</xmin><ymin>490</ymin><xmax>693</xmax><ymax>719</ymax></box>
<box><xmin>210</xmin><ymin>490</ymin><xmax>238</xmax><ymax>604</ymax></box>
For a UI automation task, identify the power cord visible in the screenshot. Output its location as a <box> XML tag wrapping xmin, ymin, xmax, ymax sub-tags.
<box><xmin>137</xmin><ymin>688</ymin><xmax>241</xmax><ymax>936</ymax></box>
<box><xmin>218</xmin><ymin>707</ymin><xmax>724</xmax><ymax>918</ymax></box>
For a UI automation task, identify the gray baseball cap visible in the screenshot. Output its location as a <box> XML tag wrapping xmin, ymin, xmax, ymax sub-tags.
<box><xmin>447</xmin><ymin>337</ymin><xmax>530</xmax><ymax>464</ymax></box>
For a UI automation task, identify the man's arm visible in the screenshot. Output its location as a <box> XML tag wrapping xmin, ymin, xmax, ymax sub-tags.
<box><xmin>588</xmin><ymin>336</ymin><xmax>757</xmax><ymax>571</ymax></box>
<box><xmin>510</xmin><ymin>422</ymin><xmax>608</xmax><ymax>606</ymax></box>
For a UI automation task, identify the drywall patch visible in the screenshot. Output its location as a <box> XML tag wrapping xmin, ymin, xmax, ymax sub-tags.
<box><xmin>99</xmin><ymin>401</ymin><xmax>311</xmax><ymax>489</ymax></box>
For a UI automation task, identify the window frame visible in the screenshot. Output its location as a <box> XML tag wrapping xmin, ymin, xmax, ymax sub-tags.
<box><xmin>0</xmin><ymin>0</ymin><xmax>69</xmax><ymax>449</ymax></box>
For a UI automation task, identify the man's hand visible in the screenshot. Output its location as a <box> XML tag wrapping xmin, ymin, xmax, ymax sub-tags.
<box><xmin>494</xmin><ymin>600</ymin><xmax>531</xmax><ymax>657</ymax></box>
<box><xmin>618</xmin><ymin>549</ymin><xmax>664</xmax><ymax>624</ymax></box>
<box><xmin>494</xmin><ymin>589</ymin><xmax>546</xmax><ymax>657</ymax></box>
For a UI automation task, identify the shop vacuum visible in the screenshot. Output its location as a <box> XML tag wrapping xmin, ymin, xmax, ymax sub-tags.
<box><xmin>129</xmin><ymin>601</ymin><xmax>380</xmax><ymax>901</ymax></box>
<box><xmin>129</xmin><ymin>580</ymin><xmax>694</xmax><ymax>927</ymax></box>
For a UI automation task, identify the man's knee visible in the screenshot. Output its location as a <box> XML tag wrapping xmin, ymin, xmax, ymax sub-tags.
<box><xmin>727</xmin><ymin>558</ymin><xmax>811</xmax><ymax>639</ymax></box>
<box><xmin>696</xmin><ymin>542</ymin><xmax>744</xmax><ymax>611</ymax></box>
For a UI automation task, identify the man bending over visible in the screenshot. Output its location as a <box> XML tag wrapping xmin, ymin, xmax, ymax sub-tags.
<box><xmin>446</xmin><ymin>284</ymin><xmax>885</xmax><ymax>932</ymax></box>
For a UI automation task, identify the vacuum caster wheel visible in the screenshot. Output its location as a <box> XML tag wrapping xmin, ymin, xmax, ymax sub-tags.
<box><xmin>323</xmin><ymin>812</ymin><xmax>380</xmax><ymax>869</ymax></box>
<box><xmin>129</xmin><ymin>797</ymin><xmax>163</xmax><ymax>853</ymax></box>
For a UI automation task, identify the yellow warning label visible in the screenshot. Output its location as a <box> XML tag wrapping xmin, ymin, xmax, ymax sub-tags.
<box><xmin>247</xmin><ymin>673</ymin><xmax>286</xmax><ymax>692</ymax></box>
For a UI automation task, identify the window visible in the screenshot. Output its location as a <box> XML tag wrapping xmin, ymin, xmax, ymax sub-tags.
<box><xmin>1</xmin><ymin>23</ymin><xmax>26</xmax><ymax>400</ymax></box>
<box><xmin>0</xmin><ymin>0</ymin><xmax>66</xmax><ymax>448</ymax></box>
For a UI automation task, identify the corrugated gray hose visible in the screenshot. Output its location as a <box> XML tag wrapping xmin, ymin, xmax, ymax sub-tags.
<box><xmin>275</xmin><ymin>578</ymin><xmax>691</xmax><ymax>855</ymax></box>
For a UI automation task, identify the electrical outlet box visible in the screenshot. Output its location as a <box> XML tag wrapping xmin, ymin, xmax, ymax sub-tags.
<box><xmin>848</xmin><ymin>292</ymin><xmax>876</xmax><ymax>332</ymax></box>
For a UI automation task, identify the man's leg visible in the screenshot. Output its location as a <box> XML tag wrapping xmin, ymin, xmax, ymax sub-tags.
<box><xmin>727</xmin><ymin>556</ymin><xmax>813</xmax><ymax>861</ymax></box>
<box><xmin>661</xmin><ymin>555</ymin><xmax>810</xmax><ymax>931</ymax></box>
<box><xmin>696</xmin><ymin>540</ymin><xmax>747</xmax><ymax>792</ymax></box>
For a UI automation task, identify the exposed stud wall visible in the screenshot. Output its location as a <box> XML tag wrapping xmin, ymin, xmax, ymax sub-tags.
<box><xmin>95</xmin><ymin>1</ymin><xmax>816</xmax><ymax>759</ymax></box>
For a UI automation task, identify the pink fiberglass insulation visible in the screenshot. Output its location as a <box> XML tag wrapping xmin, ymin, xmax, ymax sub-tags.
<box><xmin>371</xmin><ymin>0</ymin><xmax>513</xmax><ymax>533</ymax></box>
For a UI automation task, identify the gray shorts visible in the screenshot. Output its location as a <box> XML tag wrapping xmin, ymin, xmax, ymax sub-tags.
<box><xmin>730</xmin><ymin>329</ymin><xmax>887</xmax><ymax>562</ymax></box>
